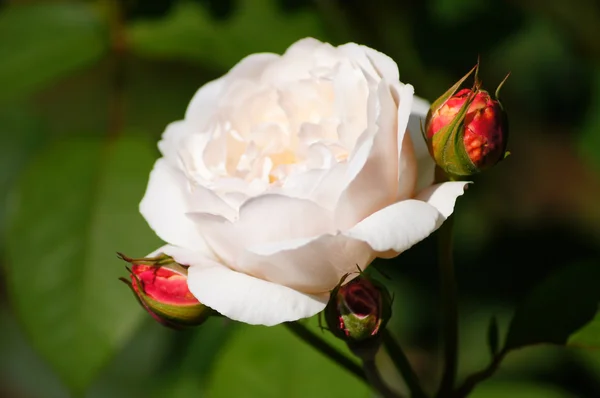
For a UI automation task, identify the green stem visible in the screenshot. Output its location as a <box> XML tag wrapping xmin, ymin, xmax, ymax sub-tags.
<box><xmin>284</xmin><ymin>322</ymin><xmax>367</xmax><ymax>383</ymax></box>
<box><xmin>382</xmin><ymin>329</ymin><xmax>428</xmax><ymax>398</ymax></box>
<box><xmin>452</xmin><ymin>350</ymin><xmax>506</xmax><ymax>398</ymax></box>
<box><xmin>363</xmin><ymin>359</ymin><xmax>405</xmax><ymax>398</ymax></box>
<box><xmin>436</xmin><ymin>216</ymin><xmax>459</xmax><ymax>398</ymax></box>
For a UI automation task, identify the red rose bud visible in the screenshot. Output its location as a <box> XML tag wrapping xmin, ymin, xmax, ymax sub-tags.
<box><xmin>425</xmin><ymin>64</ymin><xmax>509</xmax><ymax>177</ymax></box>
<box><xmin>325</xmin><ymin>274</ymin><xmax>392</xmax><ymax>343</ymax></box>
<box><xmin>118</xmin><ymin>253</ymin><xmax>211</xmax><ymax>329</ymax></box>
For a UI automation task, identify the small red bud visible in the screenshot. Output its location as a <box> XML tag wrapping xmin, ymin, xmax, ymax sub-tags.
<box><xmin>119</xmin><ymin>253</ymin><xmax>211</xmax><ymax>329</ymax></box>
<box><xmin>425</xmin><ymin>65</ymin><xmax>509</xmax><ymax>177</ymax></box>
<box><xmin>324</xmin><ymin>274</ymin><xmax>392</xmax><ymax>343</ymax></box>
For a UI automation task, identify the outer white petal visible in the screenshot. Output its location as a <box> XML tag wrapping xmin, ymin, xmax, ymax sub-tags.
<box><xmin>409</xmin><ymin>95</ymin><xmax>436</xmax><ymax>191</ymax></box>
<box><xmin>240</xmin><ymin>233</ymin><xmax>374</xmax><ymax>294</ymax></box>
<box><xmin>395</xmin><ymin>83</ymin><xmax>418</xmax><ymax>200</ymax></box>
<box><xmin>157</xmin><ymin>121</ymin><xmax>190</xmax><ymax>169</ymax></box>
<box><xmin>345</xmin><ymin>200</ymin><xmax>442</xmax><ymax>255</ymax></box>
<box><xmin>415</xmin><ymin>181</ymin><xmax>470</xmax><ymax>219</ymax></box>
<box><xmin>189</xmin><ymin>194</ymin><xmax>335</xmax><ymax>269</ymax></box>
<box><xmin>362</xmin><ymin>46</ymin><xmax>400</xmax><ymax>83</ymax></box>
<box><xmin>139</xmin><ymin>159</ymin><xmax>210</xmax><ymax>252</ymax></box>
<box><xmin>187</xmin><ymin>260</ymin><xmax>328</xmax><ymax>326</ymax></box>
<box><xmin>334</xmin><ymin>82</ymin><xmax>414</xmax><ymax>229</ymax></box>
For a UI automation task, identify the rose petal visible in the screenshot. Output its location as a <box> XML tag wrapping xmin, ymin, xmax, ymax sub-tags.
<box><xmin>363</xmin><ymin>46</ymin><xmax>400</xmax><ymax>83</ymax></box>
<box><xmin>157</xmin><ymin>121</ymin><xmax>190</xmax><ymax>169</ymax></box>
<box><xmin>409</xmin><ymin>95</ymin><xmax>436</xmax><ymax>191</ymax></box>
<box><xmin>415</xmin><ymin>181</ymin><xmax>470</xmax><ymax>219</ymax></box>
<box><xmin>240</xmin><ymin>233</ymin><xmax>374</xmax><ymax>293</ymax></box>
<box><xmin>185</xmin><ymin>53</ymin><xmax>280</xmax><ymax>130</ymax></box>
<box><xmin>189</xmin><ymin>194</ymin><xmax>335</xmax><ymax>269</ymax></box>
<box><xmin>334</xmin><ymin>81</ymin><xmax>413</xmax><ymax>229</ymax></box>
<box><xmin>344</xmin><ymin>200</ymin><xmax>442</xmax><ymax>255</ymax></box>
<box><xmin>186</xmin><ymin>259</ymin><xmax>328</xmax><ymax>326</ymax></box>
<box><xmin>279</xmin><ymin>163</ymin><xmax>348</xmax><ymax>211</ymax></box>
<box><xmin>395</xmin><ymin>83</ymin><xmax>418</xmax><ymax>199</ymax></box>
<box><xmin>139</xmin><ymin>159</ymin><xmax>211</xmax><ymax>252</ymax></box>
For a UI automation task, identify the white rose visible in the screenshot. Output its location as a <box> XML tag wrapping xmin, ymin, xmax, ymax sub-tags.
<box><xmin>140</xmin><ymin>38</ymin><xmax>467</xmax><ymax>326</ymax></box>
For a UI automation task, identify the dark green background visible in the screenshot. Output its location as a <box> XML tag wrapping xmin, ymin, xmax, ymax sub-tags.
<box><xmin>1</xmin><ymin>0</ymin><xmax>600</xmax><ymax>397</ymax></box>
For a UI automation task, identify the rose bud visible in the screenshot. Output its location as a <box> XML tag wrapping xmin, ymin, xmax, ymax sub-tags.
<box><xmin>425</xmin><ymin>64</ymin><xmax>509</xmax><ymax>178</ymax></box>
<box><xmin>324</xmin><ymin>274</ymin><xmax>392</xmax><ymax>343</ymax></box>
<box><xmin>118</xmin><ymin>253</ymin><xmax>211</xmax><ymax>329</ymax></box>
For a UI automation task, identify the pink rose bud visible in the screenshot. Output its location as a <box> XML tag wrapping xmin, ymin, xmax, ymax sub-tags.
<box><xmin>119</xmin><ymin>253</ymin><xmax>211</xmax><ymax>329</ymax></box>
<box><xmin>425</xmin><ymin>64</ymin><xmax>509</xmax><ymax>177</ymax></box>
<box><xmin>325</xmin><ymin>274</ymin><xmax>392</xmax><ymax>343</ymax></box>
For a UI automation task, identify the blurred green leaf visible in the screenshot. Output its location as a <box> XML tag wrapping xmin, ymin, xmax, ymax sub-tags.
<box><xmin>149</xmin><ymin>318</ymin><xmax>237</xmax><ymax>398</ymax></box>
<box><xmin>87</xmin><ymin>320</ymin><xmax>172</xmax><ymax>398</ymax></box>
<box><xmin>5</xmin><ymin>137</ymin><xmax>161</xmax><ymax>394</ymax></box>
<box><xmin>504</xmin><ymin>262</ymin><xmax>600</xmax><ymax>351</ymax></box>
<box><xmin>0</xmin><ymin>104</ymin><xmax>46</xmax><ymax>250</ymax></box>
<box><xmin>0</xmin><ymin>3</ymin><xmax>108</xmax><ymax>103</ymax></box>
<box><xmin>206</xmin><ymin>318</ymin><xmax>370</xmax><ymax>398</ymax></box>
<box><xmin>470</xmin><ymin>380</ymin><xmax>577</xmax><ymax>398</ymax></box>
<box><xmin>568</xmin><ymin>310</ymin><xmax>600</xmax><ymax>349</ymax></box>
<box><xmin>0</xmin><ymin>305</ymin><xmax>69</xmax><ymax>398</ymax></box>
<box><xmin>128</xmin><ymin>0</ymin><xmax>326</xmax><ymax>69</ymax></box>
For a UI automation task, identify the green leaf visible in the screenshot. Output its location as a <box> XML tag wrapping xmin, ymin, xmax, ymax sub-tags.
<box><xmin>504</xmin><ymin>262</ymin><xmax>600</xmax><ymax>351</ymax></box>
<box><xmin>149</xmin><ymin>318</ymin><xmax>237</xmax><ymax>398</ymax></box>
<box><xmin>0</xmin><ymin>104</ymin><xmax>46</xmax><ymax>249</ymax></box>
<box><xmin>470</xmin><ymin>381</ymin><xmax>578</xmax><ymax>398</ymax></box>
<box><xmin>0</xmin><ymin>3</ymin><xmax>108</xmax><ymax>102</ymax></box>
<box><xmin>5</xmin><ymin>137</ymin><xmax>161</xmax><ymax>394</ymax></box>
<box><xmin>128</xmin><ymin>0</ymin><xmax>326</xmax><ymax>69</ymax></box>
<box><xmin>568</xmin><ymin>310</ymin><xmax>600</xmax><ymax>349</ymax></box>
<box><xmin>206</xmin><ymin>319</ymin><xmax>370</xmax><ymax>398</ymax></box>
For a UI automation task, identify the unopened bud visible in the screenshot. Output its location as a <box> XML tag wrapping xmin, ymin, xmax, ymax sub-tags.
<box><xmin>426</xmin><ymin>64</ymin><xmax>509</xmax><ymax>177</ymax></box>
<box><xmin>325</xmin><ymin>274</ymin><xmax>392</xmax><ymax>343</ymax></box>
<box><xmin>119</xmin><ymin>252</ymin><xmax>211</xmax><ymax>329</ymax></box>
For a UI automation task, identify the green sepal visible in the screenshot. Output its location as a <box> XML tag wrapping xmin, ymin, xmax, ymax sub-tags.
<box><xmin>426</xmin><ymin>63</ymin><xmax>478</xmax><ymax>127</ymax></box>
<box><xmin>431</xmin><ymin>91</ymin><xmax>480</xmax><ymax>177</ymax></box>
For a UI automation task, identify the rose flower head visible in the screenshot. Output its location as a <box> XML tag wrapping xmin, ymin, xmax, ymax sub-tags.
<box><xmin>425</xmin><ymin>63</ymin><xmax>510</xmax><ymax>178</ymax></box>
<box><xmin>119</xmin><ymin>253</ymin><xmax>211</xmax><ymax>328</ymax></box>
<box><xmin>139</xmin><ymin>38</ymin><xmax>468</xmax><ymax>326</ymax></box>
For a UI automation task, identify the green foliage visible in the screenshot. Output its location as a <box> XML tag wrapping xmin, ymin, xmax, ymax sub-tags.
<box><xmin>5</xmin><ymin>137</ymin><xmax>161</xmax><ymax>394</ymax></box>
<box><xmin>0</xmin><ymin>3</ymin><xmax>108</xmax><ymax>103</ymax></box>
<box><xmin>568</xmin><ymin>310</ymin><xmax>600</xmax><ymax>349</ymax></box>
<box><xmin>504</xmin><ymin>263</ymin><xmax>600</xmax><ymax>351</ymax></box>
<box><xmin>470</xmin><ymin>381</ymin><xmax>578</xmax><ymax>398</ymax></box>
<box><xmin>206</xmin><ymin>319</ymin><xmax>370</xmax><ymax>398</ymax></box>
<box><xmin>0</xmin><ymin>105</ymin><xmax>46</xmax><ymax>249</ymax></box>
<box><xmin>128</xmin><ymin>0</ymin><xmax>326</xmax><ymax>69</ymax></box>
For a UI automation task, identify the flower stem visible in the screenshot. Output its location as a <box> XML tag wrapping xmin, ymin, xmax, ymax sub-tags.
<box><xmin>382</xmin><ymin>329</ymin><xmax>428</xmax><ymax>398</ymax></box>
<box><xmin>436</xmin><ymin>216</ymin><xmax>459</xmax><ymax>398</ymax></box>
<box><xmin>284</xmin><ymin>321</ymin><xmax>367</xmax><ymax>383</ymax></box>
<box><xmin>363</xmin><ymin>359</ymin><xmax>405</xmax><ymax>398</ymax></box>
<box><xmin>452</xmin><ymin>350</ymin><xmax>506</xmax><ymax>398</ymax></box>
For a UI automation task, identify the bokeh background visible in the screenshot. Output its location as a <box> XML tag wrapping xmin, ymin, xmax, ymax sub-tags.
<box><xmin>1</xmin><ymin>0</ymin><xmax>600</xmax><ymax>397</ymax></box>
